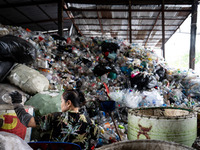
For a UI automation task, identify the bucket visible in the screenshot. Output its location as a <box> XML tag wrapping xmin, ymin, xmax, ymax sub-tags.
<box><xmin>96</xmin><ymin>139</ymin><xmax>195</xmax><ymax>150</ymax></box>
<box><xmin>0</xmin><ymin>104</ymin><xmax>33</xmax><ymax>142</ymax></box>
<box><xmin>128</xmin><ymin>107</ymin><xmax>197</xmax><ymax>146</ymax></box>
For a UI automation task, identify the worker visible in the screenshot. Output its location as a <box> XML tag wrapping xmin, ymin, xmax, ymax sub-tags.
<box><xmin>10</xmin><ymin>89</ymin><xmax>99</xmax><ymax>150</ymax></box>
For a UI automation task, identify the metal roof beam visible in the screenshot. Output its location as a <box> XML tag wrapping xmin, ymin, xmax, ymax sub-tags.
<box><xmin>76</xmin><ymin>24</ymin><xmax>179</xmax><ymax>27</ymax></box>
<box><xmin>63</xmin><ymin>0</ymin><xmax>193</xmax><ymax>5</ymax></box>
<box><xmin>0</xmin><ymin>0</ymin><xmax>57</xmax><ymax>9</ymax></box>
<box><xmin>82</xmin><ymin>33</ymin><xmax>172</xmax><ymax>36</ymax></box>
<box><xmin>79</xmin><ymin>29</ymin><xmax>175</xmax><ymax>32</ymax></box>
<box><xmin>164</xmin><ymin>13</ymin><xmax>191</xmax><ymax>48</ymax></box>
<box><xmin>97</xmin><ymin>8</ymin><xmax>104</xmax><ymax>35</ymax></box>
<box><xmin>145</xmin><ymin>12</ymin><xmax>161</xmax><ymax>47</ymax></box>
<box><xmin>65</xmin><ymin>8</ymin><xmax>191</xmax><ymax>12</ymax></box>
<box><xmin>71</xmin><ymin>17</ymin><xmax>187</xmax><ymax>20</ymax></box>
<box><xmin>64</xmin><ymin>4</ymin><xmax>83</xmax><ymax>36</ymax></box>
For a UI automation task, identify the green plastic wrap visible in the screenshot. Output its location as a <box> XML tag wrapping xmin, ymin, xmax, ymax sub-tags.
<box><xmin>25</xmin><ymin>91</ymin><xmax>63</xmax><ymax>115</ymax></box>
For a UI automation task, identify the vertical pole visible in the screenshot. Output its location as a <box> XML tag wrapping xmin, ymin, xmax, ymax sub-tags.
<box><xmin>189</xmin><ymin>0</ymin><xmax>198</xmax><ymax>69</ymax></box>
<box><xmin>129</xmin><ymin>0</ymin><xmax>132</xmax><ymax>43</ymax></box>
<box><xmin>58</xmin><ymin>0</ymin><xmax>64</xmax><ymax>37</ymax></box>
<box><xmin>110</xmin><ymin>112</ymin><xmax>122</xmax><ymax>141</ymax></box>
<box><xmin>162</xmin><ymin>0</ymin><xmax>165</xmax><ymax>59</ymax></box>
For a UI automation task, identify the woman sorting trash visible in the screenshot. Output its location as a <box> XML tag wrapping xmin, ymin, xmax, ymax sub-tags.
<box><xmin>10</xmin><ymin>89</ymin><xmax>99</xmax><ymax>150</ymax></box>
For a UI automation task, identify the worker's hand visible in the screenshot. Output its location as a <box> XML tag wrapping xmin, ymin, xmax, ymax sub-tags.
<box><xmin>10</xmin><ymin>91</ymin><xmax>22</xmax><ymax>104</ymax></box>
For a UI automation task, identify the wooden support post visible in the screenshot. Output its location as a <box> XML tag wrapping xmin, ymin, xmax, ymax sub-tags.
<box><xmin>58</xmin><ymin>0</ymin><xmax>64</xmax><ymax>37</ymax></box>
<box><xmin>189</xmin><ymin>0</ymin><xmax>198</xmax><ymax>69</ymax></box>
<box><xmin>162</xmin><ymin>0</ymin><xmax>165</xmax><ymax>59</ymax></box>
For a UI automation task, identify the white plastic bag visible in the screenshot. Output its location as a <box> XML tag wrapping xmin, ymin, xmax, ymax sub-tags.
<box><xmin>0</xmin><ymin>131</ymin><xmax>32</xmax><ymax>150</ymax></box>
<box><xmin>7</xmin><ymin>64</ymin><xmax>49</xmax><ymax>94</ymax></box>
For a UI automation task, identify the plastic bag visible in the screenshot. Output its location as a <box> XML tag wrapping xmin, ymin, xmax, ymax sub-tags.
<box><xmin>139</xmin><ymin>90</ymin><xmax>164</xmax><ymax>107</ymax></box>
<box><xmin>0</xmin><ymin>61</ymin><xmax>15</xmax><ymax>82</ymax></box>
<box><xmin>25</xmin><ymin>91</ymin><xmax>63</xmax><ymax>115</ymax></box>
<box><xmin>182</xmin><ymin>78</ymin><xmax>200</xmax><ymax>98</ymax></box>
<box><xmin>109</xmin><ymin>91</ymin><xmax>124</xmax><ymax>103</ymax></box>
<box><xmin>0</xmin><ymin>27</ymin><xmax>9</xmax><ymax>37</ymax></box>
<box><xmin>93</xmin><ymin>63</ymin><xmax>114</xmax><ymax>77</ymax></box>
<box><xmin>7</xmin><ymin>64</ymin><xmax>49</xmax><ymax>95</ymax></box>
<box><xmin>0</xmin><ymin>83</ymin><xmax>29</xmax><ymax>105</ymax></box>
<box><xmin>130</xmin><ymin>73</ymin><xmax>157</xmax><ymax>90</ymax></box>
<box><xmin>155</xmin><ymin>66</ymin><xmax>166</xmax><ymax>81</ymax></box>
<box><xmin>0</xmin><ymin>132</ymin><xmax>32</xmax><ymax>150</ymax></box>
<box><xmin>101</xmin><ymin>41</ymin><xmax>119</xmax><ymax>53</ymax></box>
<box><xmin>124</xmin><ymin>90</ymin><xmax>142</xmax><ymax>108</ymax></box>
<box><xmin>0</xmin><ymin>35</ymin><xmax>36</xmax><ymax>64</ymax></box>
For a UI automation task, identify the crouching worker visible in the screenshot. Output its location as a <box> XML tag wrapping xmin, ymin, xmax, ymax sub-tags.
<box><xmin>10</xmin><ymin>90</ymin><xmax>99</xmax><ymax>150</ymax></box>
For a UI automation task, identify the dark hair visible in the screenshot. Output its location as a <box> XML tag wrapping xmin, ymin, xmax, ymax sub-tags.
<box><xmin>62</xmin><ymin>90</ymin><xmax>80</xmax><ymax>107</ymax></box>
<box><xmin>62</xmin><ymin>89</ymin><xmax>86</xmax><ymax>107</ymax></box>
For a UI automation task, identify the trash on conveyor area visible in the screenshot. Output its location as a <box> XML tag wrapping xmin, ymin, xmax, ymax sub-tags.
<box><xmin>0</xmin><ymin>24</ymin><xmax>200</xmax><ymax>148</ymax></box>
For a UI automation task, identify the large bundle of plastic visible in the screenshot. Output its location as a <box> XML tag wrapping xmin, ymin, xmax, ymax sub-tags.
<box><xmin>7</xmin><ymin>64</ymin><xmax>49</xmax><ymax>95</ymax></box>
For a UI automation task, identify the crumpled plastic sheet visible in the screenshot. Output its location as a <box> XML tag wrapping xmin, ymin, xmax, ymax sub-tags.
<box><xmin>0</xmin><ymin>131</ymin><xmax>32</xmax><ymax>150</ymax></box>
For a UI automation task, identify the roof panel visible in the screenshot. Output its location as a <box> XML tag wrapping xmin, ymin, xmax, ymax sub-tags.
<box><xmin>17</xmin><ymin>5</ymin><xmax>49</xmax><ymax>21</ymax></box>
<box><xmin>38</xmin><ymin>22</ymin><xmax>58</xmax><ymax>30</ymax></box>
<box><xmin>0</xmin><ymin>8</ymin><xmax>30</xmax><ymax>23</ymax></box>
<box><xmin>7</xmin><ymin>0</ymin><xmax>32</xmax><ymax>3</ymax></box>
<box><xmin>21</xmin><ymin>23</ymin><xmax>39</xmax><ymax>31</ymax></box>
<box><xmin>39</xmin><ymin>3</ymin><xmax>58</xmax><ymax>19</ymax></box>
<box><xmin>0</xmin><ymin>1</ymin><xmax>6</xmax><ymax>5</ymax></box>
<box><xmin>0</xmin><ymin>15</ymin><xmax>11</xmax><ymax>25</ymax></box>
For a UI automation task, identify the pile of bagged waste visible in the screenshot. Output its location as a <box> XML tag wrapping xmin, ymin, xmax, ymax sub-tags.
<box><xmin>1</xmin><ymin>23</ymin><xmax>200</xmax><ymax>146</ymax></box>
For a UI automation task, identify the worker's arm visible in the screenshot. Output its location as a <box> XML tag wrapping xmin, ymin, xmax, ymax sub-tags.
<box><xmin>10</xmin><ymin>91</ymin><xmax>36</xmax><ymax>127</ymax></box>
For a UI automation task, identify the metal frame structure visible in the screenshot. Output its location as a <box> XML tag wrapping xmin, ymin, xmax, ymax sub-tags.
<box><xmin>0</xmin><ymin>0</ymin><xmax>199</xmax><ymax>69</ymax></box>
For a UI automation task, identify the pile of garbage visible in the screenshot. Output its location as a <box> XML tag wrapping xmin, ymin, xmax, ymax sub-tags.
<box><xmin>1</xmin><ymin>24</ymin><xmax>200</xmax><ymax>146</ymax></box>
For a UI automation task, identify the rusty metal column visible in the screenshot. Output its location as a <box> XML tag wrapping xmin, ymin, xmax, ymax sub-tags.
<box><xmin>189</xmin><ymin>0</ymin><xmax>198</xmax><ymax>69</ymax></box>
<box><xmin>58</xmin><ymin>0</ymin><xmax>64</xmax><ymax>37</ymax></box>
<box><xmin>129</xmin><ymin>0</ymin><xmax>132</xmax><ymax>43</ymax></box>
<box><xmin>161</xmin><ymin>0</ymin><xmax>165</xmax><ymax>59</ymax></box>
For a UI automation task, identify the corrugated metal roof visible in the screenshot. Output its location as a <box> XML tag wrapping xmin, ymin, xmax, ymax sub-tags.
<box><xmin>0</xmin><ymin>0</ymin><xmax>196</xmax><ymax>49</ymax></box>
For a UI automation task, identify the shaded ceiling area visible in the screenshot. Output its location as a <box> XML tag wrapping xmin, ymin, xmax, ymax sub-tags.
<box><xmin>0</xmin><ymin>0</ymin><xmax>198</xmax><ymax>49</ymax></box>
<box><xmin>0</xmin><ymin>0</ymin><xmax>71</xmax><ymax>32</ymax></box>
